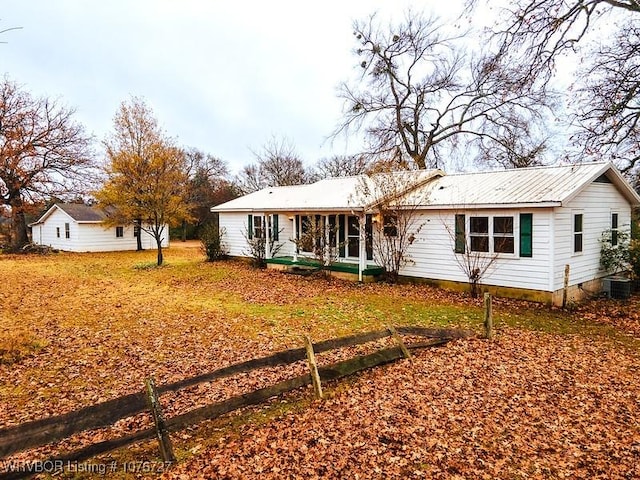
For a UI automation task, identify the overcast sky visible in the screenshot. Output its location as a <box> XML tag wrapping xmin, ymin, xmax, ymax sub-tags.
<box><xmin>1</xmin><ymin>0</ymin><xmax>478</xmax><ymax>174</ymax></box>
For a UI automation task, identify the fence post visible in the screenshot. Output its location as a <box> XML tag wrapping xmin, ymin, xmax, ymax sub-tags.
<box><xmin>145</xmin><ymin>377</ymin><xmax>176</xmax><ymax>463</ymax></box>
<box><xmin>386</xmin><ymin>324</ymin><xmax>412</xmax><ymax>361</ymax></box>
<box><xmin>483</xmin><ymin>293</ymin><xmax>493</xmax><ymax>340</ymax></box>
<box><xmin>304</xmin><ymin>335</ymin><xmax>323</xmax><ymax>399</ymax></box>
<box><xmin>562</xmin><ymin>264</ymin><xmax>570</xmax><ymax>308</ymax></box>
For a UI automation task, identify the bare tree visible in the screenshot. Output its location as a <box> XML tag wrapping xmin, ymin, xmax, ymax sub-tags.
<box><xmin>235</xmin><ymin>136</ymin><xmax>310</xmax><ymax>193</ymax></box>
<box><xmin>0</xmin><ymin>77</ymin><xmax>93</xmax><ymax>249</ymax></box>
<box><xmin>442</xmin><ymin>211</ymin><xmax>499</xmax><ymax>298</ymax></box>
<box><xmin>333</xmin><ymin>11</ymin><xmax>552</xmax><ymax>170</ymax></box>
<box><xmin>353</xmin><ymin>170</ymin><xmax>432</xmax><ymax>282</ymax></box>
<box><xmin>467</xmin><ymin>0</ymin><xmax>640</xmax><ymax>182</ymax></box>
<box><xmin>314</xmin><ymin>154</ymin><xmax>371</xmax><ymax>178</ymax></box>
<box><xmin>474</xmin><ymin>108</ymin><xmax>549</xmax><ymax>169</ymax></box>
<box><xmin>182</xmin><ymin>147</ymin><xmax>237</xmax><ymax>240</ymax></box>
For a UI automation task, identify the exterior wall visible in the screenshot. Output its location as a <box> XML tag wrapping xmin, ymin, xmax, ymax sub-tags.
<box><xmin>552</xmin><ymin>182</ymin><xmax>631</xmax><ymax>292</ymax></box>
<box><xmin>219</xmin><ymin>212</ymin><xmax>296</xmax><ymax>258</ymax></box>
<box><xmin>33</xmin><ymin>208</ymin><xmax>168</xmax><ymax>252</ymax></box>
<box><xmin>396</xmin><ymin>208</ymin><xmax>554</xmax><ymax>292</ymax></box>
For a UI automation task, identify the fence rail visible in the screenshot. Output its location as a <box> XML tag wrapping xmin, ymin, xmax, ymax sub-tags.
<box><xmin>0</xmin><ymin>326</ymin><xmax>473</xmax><ymax>480</ymax></box>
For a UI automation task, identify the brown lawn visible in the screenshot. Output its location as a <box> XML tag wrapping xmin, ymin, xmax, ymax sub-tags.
<box><xmin>0</xmin><ymin>242</ymin><xmax>638</xmax><ymax>479</ymax></box>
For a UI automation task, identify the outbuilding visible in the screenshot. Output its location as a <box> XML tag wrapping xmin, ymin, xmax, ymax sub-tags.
<box><xmin>29</xmin><ymin>203</ymin><xmax>169</xmax><ymax>252</ymax></box>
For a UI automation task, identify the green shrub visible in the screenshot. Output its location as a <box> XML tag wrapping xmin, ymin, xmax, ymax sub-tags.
<box><xmin>200</xmin><ymin>224</ymin><xmax>228</xmax><ymax>262</ymax></box>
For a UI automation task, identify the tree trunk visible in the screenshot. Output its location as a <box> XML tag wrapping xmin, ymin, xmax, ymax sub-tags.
<box><xmin>181</xmin><ymin>220</ymin><xmax>187</xmax><ymax>242</ymax></box>
<box><xmin>136</xmin><ymin>219</ymin><xmax>143</xmax><ymax>251</ymax></box>
<box><xmin>156</xmin><ymin>242</ymin><xmax>163</xmax><ymax>266</ymax></box>
<box><xmin>10</xmin><ymin>197</ymin><xmax>29</xmax><ymax>249</ymax></box>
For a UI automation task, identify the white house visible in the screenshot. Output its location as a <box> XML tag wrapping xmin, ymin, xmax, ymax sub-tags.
<box><xmin>212</xmin><ymin>163</ymin><xmax>640</xmax><ymax>305</ymax></box>
<box><xmin>29</xmin><ymin>203</ymin><xmax>169</xmax><ymax>252</ymax></box>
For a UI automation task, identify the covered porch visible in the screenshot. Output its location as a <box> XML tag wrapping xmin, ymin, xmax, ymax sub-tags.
<box><xmin>254</xmin><ymin>211</ymin><xmax>384</xmax><ymax>282</ymax></box>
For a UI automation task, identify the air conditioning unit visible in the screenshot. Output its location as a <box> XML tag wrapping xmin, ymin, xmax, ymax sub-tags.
<box><xmin>602</xmin><ymin>276</ymin><xmax>632</xmax><ymax>300</ymax></box>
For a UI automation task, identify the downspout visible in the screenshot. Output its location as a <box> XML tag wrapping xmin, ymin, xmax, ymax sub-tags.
<box><xmin>548</xmin><ymin>208</ymin><xmax>555</xmax><ymax>294</ymax></box>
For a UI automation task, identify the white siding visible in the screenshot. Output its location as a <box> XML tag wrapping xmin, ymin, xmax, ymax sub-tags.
<box><xmin>552</xmin><ymin>182</ymin><xmax>631</xmax><ymax>290</ymax></box>
<box><xmin>33</xmin><ymin>208</ymin><xmax>168</xmax><ymax>252</ymax></box>
<box><xmin>397</xmin><ymin>208</ymin><xmax>553</xmax><ymax>291</ymax></box>
<box><xmin>219</xmin><ymin>212</ymin><xmax>314</xmax><ymax>259</ymax></box>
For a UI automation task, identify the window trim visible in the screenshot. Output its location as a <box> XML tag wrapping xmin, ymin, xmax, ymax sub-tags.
<box><xmin>64</xmin><ymin>223</ymin><xmax>70</xmax><ymax>240</ymax></box>
<box><xmin>469</xmin><ymin>216</ymin><xmax>489</xmax><ymax>253</ymax></box>
<box><xmin>456</xmin><ymin>214</ymin><xmax>520</xmax><ymax>257</ymax></box>
<box><xmin>573</xmin><ymin>213</ymin><xmax>583</xmax><ymax>254</ymax></box>
<box><xmin>116</xmin><ymin>226</ymin><xmax>124</xmax><ymax>238</ymax></box>
<box><xmin>611</xmin><ymin>212</ymin><xmax>619</xmax><ymax>246</ymax></box>
<box><xmin>493</xmin><ymin>216</ymin><xmax>515</xmax><ymax>254</ymax></box>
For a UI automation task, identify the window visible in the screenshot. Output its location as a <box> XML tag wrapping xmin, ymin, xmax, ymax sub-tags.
<box><xmin>383</xmin><ymin>214</ymin><xmax>398</xmax><ymax>237</ymax></box>
<box><xmin>470</xmin><ymin>217</ymin><xmax>489</xmax><ymax>252</ymax></box>
<box><xmin>454</xmin><ymin>214</ymin><xmax>465</xmax><ymax>254</ymax></box>
<box><xmin>519</xmin><ymin>214</ymin><xmax>532</xmax><ymax>258</ymax></box>
<box><xmin>247</xmin><ymin>215</ymin><xmax>262</xmax><ymax>239</ymax></box>
<box><xmin>64</xmin><ymin>223</ymin><xmax>70</xmax><ymax>239</ymax></box>
<box><xmin>493</xmin><ymin>216</ymin><xmax>514</xmax><ymax>254</ymax></box>
<box><xmin>133</xmin><ymin>224</ymin><xmax>140</xmax><ymax>237</ymax></box>
<box><xmin>574</xmin><ymin>214</ymin><xmax>583</xmax><ymax>253</ymax></box>
<box><xmin>116</xmin><ymin>226</ymin><xmax>124</xmax><ymax>238</ymax></box>
<box><xmin>56</xmin><ymin>227</ymin><xmax>60</xmax><ymax>238</ymax></box>
<box><xmin>347</xmin><ymin>215</ymin><xmax>360</xmax><ymax>257</ymax></box>
<box><xmin>248</xmin><ymin>214</ymin><xmax>278</xmax><ymax>240</ymax></box>
<box><xmin>611</xmin><ymin>213</ymin><xmax>618</xmax><ymax>246</ymax></box>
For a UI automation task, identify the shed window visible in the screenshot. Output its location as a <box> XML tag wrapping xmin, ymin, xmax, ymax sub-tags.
<box><xmin>116</xmin><ymin>226</ymin><xmax>124</xmax><ymax>238</ymax></box>
<box><xmin>64</xmin><ymin>223</ymin><xmax>70</xmax><ymax>239</ymax></box>
<box><xmin>574</xmin><ymin>214</ymin><xmax>583</xmax><ymax>253</ymax></box>
<box><xmin>56</xmin><ymin>227</ymin><xmax>60</xmax><ymax>238</ymax></box>
<box><xmin>470</xmin><ymin>217</ymin><xmax>489</xmax><ymax>252</ymax></box>
<box><xmin>493</xmin><ymin>216</ymin><xmax>514</xmax><ymax>253</ymax></box>
<box><xmin>611</xmin><ymin>213</ymin><xmax>618</xmax><ymax>246</ymax></box>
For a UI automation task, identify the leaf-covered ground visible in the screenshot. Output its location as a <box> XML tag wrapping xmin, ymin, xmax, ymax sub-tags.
<box><xmin>1</xmin><ymin>243</ymin><xmax>639</xmax><ymax>479</ymax></box>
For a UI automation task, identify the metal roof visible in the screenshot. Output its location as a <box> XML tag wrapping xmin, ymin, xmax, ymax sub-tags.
<box><xmin>403</xmin><ymin>162</ymin><xmax>640</xmax><ymax>208</ymax></box>
<box><xmin>212</xmin><ymin>162</ymin><xmax>640</xmax><ymax>213</ymax></box>
<box><xmin>212</xmin><ymin>170</ymin><xmax>444</xmax><ymax>212</ymax></box>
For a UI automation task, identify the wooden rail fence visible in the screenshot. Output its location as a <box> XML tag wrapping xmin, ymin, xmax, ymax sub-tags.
<box><xmin>0</xmin><ymin>326</ymin><xmax>473</xmax><ymax>480</ymax></box>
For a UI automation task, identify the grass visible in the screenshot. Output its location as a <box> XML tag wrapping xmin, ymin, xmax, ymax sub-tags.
<box><xmin>0</xmin><ymin>241</ymin><xmax>638</xmax><ymax>477</ymax></box>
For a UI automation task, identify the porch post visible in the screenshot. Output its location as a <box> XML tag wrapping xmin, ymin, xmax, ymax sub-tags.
<box><xmin>292</xmin><ymin>215</ymin><xmax>298</xmax><ymax>262</ymax></box>
<box><xmin>265</xmin><ymin>213</ymin><xmax>272</xmax><ymax>260</ymax></box>
<box><xmin>358</xmin><ymin>213</ymin><xmax>366</xmax><ymax>282</ymax></box>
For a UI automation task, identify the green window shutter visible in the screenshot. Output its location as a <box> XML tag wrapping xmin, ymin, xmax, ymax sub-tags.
<box><xmin>247</xmin><ymin>215</ymin><xmax>253</xmax><ymax>240</ymax></box>
<box><xmin>338</xmin><ymin>214</ymin><xmax>345</xmax><ymax>257</ymax></box>
<box><xmin>272</xmin><ymin>214</ymin><xmax>279</xmax><ymax>241</ymax></box>
<box><xmin>520</xmin><ymin>213</ymin><xmax>532</xmax><ymax>258</ymax></box>
<box><xmin>454</xmin><ymin>214</ymin><xmax>465</xmax><ymax>254</ymax></box>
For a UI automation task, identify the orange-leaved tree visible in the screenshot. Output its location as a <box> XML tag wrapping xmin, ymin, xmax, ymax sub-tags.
<box><xmin>96</xmin><ymin>97</ymin><xmax>192</xmax><ymax>265</ymax></box>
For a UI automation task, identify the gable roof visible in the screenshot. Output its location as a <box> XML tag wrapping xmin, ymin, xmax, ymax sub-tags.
<box><xmin>401</xmin><ymin>162</ymin><xmax>640</xmax><ymax>208</ymax></box>
<box><xmin>213</xmin><ymin>162</ymin><xmax>640</xmax><ymax>213</ymax></box>
<box><xmin>212</xmin><ymin>169</ymin><xmax>444</xmax><ymax>212</ymax></box>
<box><xmin>30</xmin><ymin>203</ymin><xmax>109</xmax><ymax>225</ymax></box>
